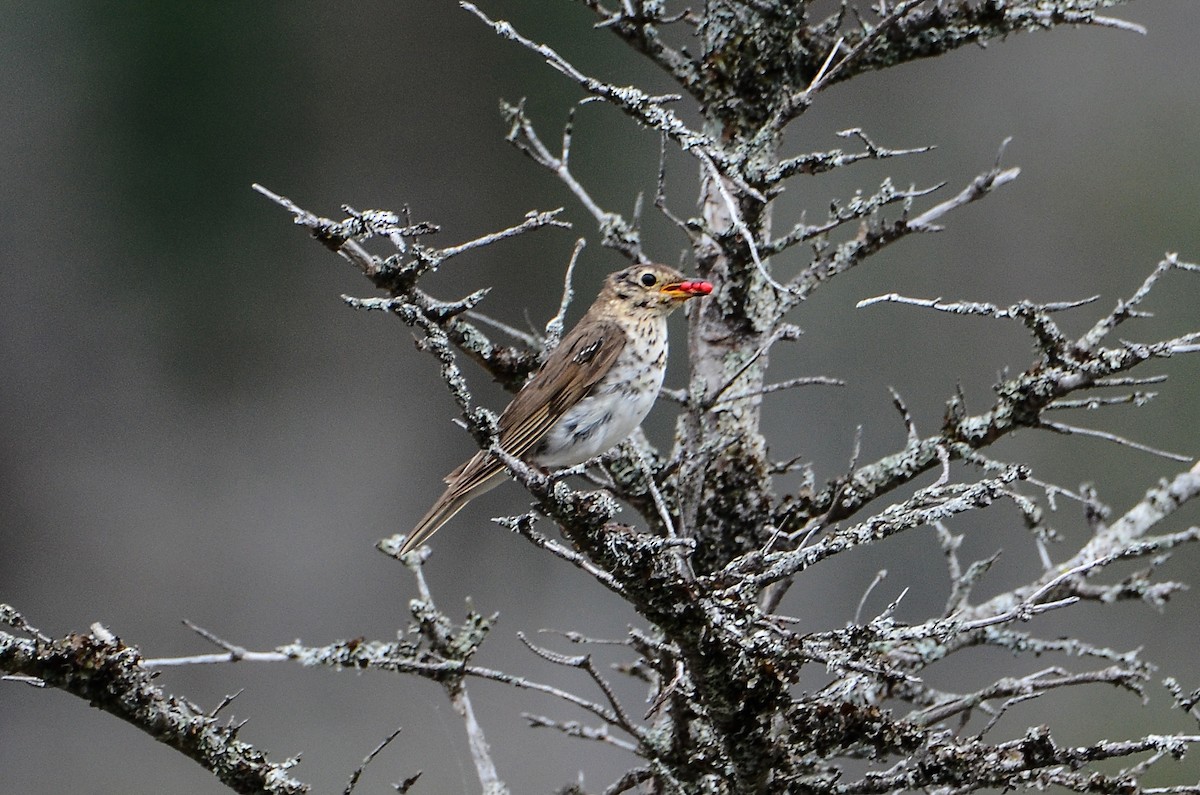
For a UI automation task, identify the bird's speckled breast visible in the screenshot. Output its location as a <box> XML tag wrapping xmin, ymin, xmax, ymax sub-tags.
<box><xmin>532</xmin><ymin>314</ymin><xmax>669</xmax><ymax>467</ymax></box>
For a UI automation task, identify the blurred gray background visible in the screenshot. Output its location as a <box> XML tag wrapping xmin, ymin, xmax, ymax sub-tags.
<box><xmin>3</xmin><ymin>3</ymin><xmax>1199</xmax><ymax>793</ymax></box>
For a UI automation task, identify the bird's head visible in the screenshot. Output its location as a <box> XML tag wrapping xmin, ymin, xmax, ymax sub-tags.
<box><xmin>604</xmin><ymin>264</ymin><xmax>713</xmax><ymax>315</ymax></box>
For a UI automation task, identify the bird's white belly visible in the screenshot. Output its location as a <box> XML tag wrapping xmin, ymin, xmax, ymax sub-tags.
<box><xmin>532</xmin><ymin>369</ymin><xmax>662</xmax><ymax>467</ymax></box>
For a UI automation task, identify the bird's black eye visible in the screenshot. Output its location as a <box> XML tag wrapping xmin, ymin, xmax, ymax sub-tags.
<box><xmin>640</xmin><ymin>272</ymin><xmax>657</xmax><ymax>287</ymax></box>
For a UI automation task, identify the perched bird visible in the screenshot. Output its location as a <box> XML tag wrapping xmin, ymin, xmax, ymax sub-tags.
<box><xmin>400</xmin><ymin>263</ymin><xmax>713</xmax><ymax>554</ymax></box>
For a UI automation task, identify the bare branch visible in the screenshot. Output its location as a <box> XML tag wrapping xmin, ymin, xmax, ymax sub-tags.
<box><xmin>709</xmin><ymin>375</ymin><xmax>844</xmax><ymax>408</ymax></box>
<box><xmin>602</xmin><ymin>766</ymin><xmax>656</xmax><ymax>795</ymax></box>
<box><xmin>798</xmin><ymin>257</ymin><xmax>1200</xmax><ymax>527</ymax></box>
<box><xmin>911</xmin><ymin>665</ymin><xmax>1146</xmax><ymax>727</ymax></box>
<box><xmin>788</xmin><ymin>150</ymin><xmax>1019</xmax><ymax>299</ymax></box>
<box><xmin>449</xmin><ymin>684</ymin><xmax>509</xmax><ymax>795</ymax></box>
<box><xmin>342</xmin><ymin>726</ymin><xmax>404</xmax><ymax>795</ymax></box>
<box><xmin>545</xmin><ymin>238</ymin><xmax>586</xmax><ymax>348</ymax></box>
<box><xmin>907</xmin><ymin>152</ymin><xmax>1021</xmax><ymax>231</ymax></box>
<box><xmin>573</xmin><ymin>0</ymin><xmax>703</xmax><ymax>94</ymax></box>
<box><xmin>719</xmin><ymin>467</ymin><xmax>1028</xmax><ymax>591</ymax></box>
<box><xmin>1078</xmin><ymin>253</ymin><xmax>1197</xmax><ymax>352</ymax></box>
<box><xmin>1046</xmin><ymin>392</ymin><xmax>1157</xmax><ymax>410</ymax></box>
<box><xmin>144</xmin><ymin>620</ymin><xmax>290</xmax><ymax>668</ymax></box>
<box><xmin>807</xmin><ymin>0</ymin><xmax>1147</xmax><ymax>97</ymax></box>
<box><xmin>768</xmin><ymin>178</ymin><xmax>941</xmax><ymax>257</ymax></box>
<box><xmin>764</xmin><ymin>127</ymin><xmax>934</xmax><ymax>185</ymax></box>
<box><xmin>523</xmin><ymin>713</ymin><xmax>638</xmax><ymax>752</ymax></box>
<box><xmin>1039</xmin><ymin>419</ymin><xmax>1192</xmax><ymax>463</ymax></box>
<box><xmin>439</xmin><ymin>209</ymin><xmax>572</xmax><ymax>261</ymax></box>
<box><xmin>856</xmin><ymin>293</ymin><xmax>1100</xmax><ymax>316</ymax></box>
<box><xmin>698</xmin><ymin>155</ymin><xmax>787</xmax><ymax>292</ymax></box>
<box><xmin>462</xmin><ymin>2</ymin><xmax>754</xmax><ymax>195</ymax></box>
<box><xmin>516</xmin><ymin>632</ymin><xmax>646</xmax><ymax>745</ymax></box>
<box><xmin>493</xmin><ymin>513</ymin><xmax>630</xmax><ymax>597</ymax></box>
<box><xmin>502</xmin><ymin>101</ymin><xmax>642</xmax><ymax>260</ymax></box>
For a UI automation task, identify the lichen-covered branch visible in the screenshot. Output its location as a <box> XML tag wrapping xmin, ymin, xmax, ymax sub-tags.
<box><xmin>792</xmin><ymin>256</ymin><xmax>1200</xmax><ymax>526</ymax></box>
<box><xmin>574</xmin><ymin>0</ymin><xmax>704</xmax><ymax>96</ymax></box>
<box><xmin>0</xmin><ymin>607</ymin><xmax>308</xmax><ymax>795</ymax></box>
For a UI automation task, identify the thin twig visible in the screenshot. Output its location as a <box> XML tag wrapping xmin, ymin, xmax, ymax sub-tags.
<box><xmin>343</xmin><ymin>726</ymin><xmax>404</xmax><ymax>795</ymax></box>
<box><xmin>464</xmin><ymin>3</ymin><xmax>756</xmax><ymax>197</ymax></box>
<box><xmin>710</xmin><ymin>375</ymin><xmax>843</xmax><ymax>408</ymax></box>
<box><xmin>464</xmin><ymin>310</ymin><xmax>540</xmax><ymax>347</ymax></box>
<box><xmin>702</xmin><ymin>325</ymin><xmax>803</xmax><ymax>409</ymax></box>
<box><xmin>494</xmin><ymin>515</ymin><xmax>629</xmax><ymax>596</ymax></box>
<box><xmin>545</xmin><ymin>238</ymin><xmax>586</xmax><ymax>348</ymax></box>
<box><xmin>143</xmin><ymin>621</ymin><xmax>289</xmax><ymax>668</ymax></box>
<box><xmin>449</xmin><ymin>683</ymin><xmax>509</xmax><ymax>795</ymax></box>
<box><xmin>908</xmin><ymin>161</ymin><xmax>1021</xmax><ymax>231</ymax></box>
<box><xmin>699</xmin><ymin>155</ymin><xmax>787</xmax><ymax>293</ymax></box>
<box><xmin>439</xmin><ymin>209</ymin><xmax>572</xmax><ymax>261</ymax></box>
<box><xmin>853</xmin><ymin>570</ymin><xmax>889</xmax><ymax>625</ymax></box>
<box><xmin>503</xmin><ymin>101</ymin><xmax>627</xmax><ymax>249</ymax></box>
<box><xmin>856</xmin><ymin>293</ymin><xmax>1099</xmax><ymax>315</ymax></box>
<box><xmin>523</xmin><ymin>713</ymin><xmax>638</xmax><ymax>752</ymax></box>
<box><xmin>1039</xmin><ymin>419</ymin><xmax>1192</xmax><ymax>463</ymax></box>
<box><xmin>516</xmin><ymin>633</ymin><xmax>647</xmax><ymax>744</ymax></box>
<box><xmin>960</xmin><ymin>550</ymin><xmax>1156</xmax><ymax>633</ymax></box>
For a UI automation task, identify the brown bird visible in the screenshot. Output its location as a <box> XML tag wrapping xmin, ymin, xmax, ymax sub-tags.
<box><xmin>400</xmin><ymin>264</ymin><xmax>713</xmax><ymax>554</ymax></box>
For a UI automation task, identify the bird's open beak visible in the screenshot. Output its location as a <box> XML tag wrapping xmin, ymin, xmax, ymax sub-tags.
<box><xmin>660</xmin><ymin>279</ymin><xmax>714</xmax><ymax>300</ymax></box>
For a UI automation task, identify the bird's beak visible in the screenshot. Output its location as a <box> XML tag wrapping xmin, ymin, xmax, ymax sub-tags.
<box><xmin>660</xmin><ymin>279</ymin><xmax>714</xmax><ymax>300</ymax></box>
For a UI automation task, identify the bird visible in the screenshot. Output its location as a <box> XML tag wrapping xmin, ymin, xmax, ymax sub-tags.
<box><xmin>400</xmin><ymin>263</ymin><xmax>713</xmax><ymax>554</ymax></box>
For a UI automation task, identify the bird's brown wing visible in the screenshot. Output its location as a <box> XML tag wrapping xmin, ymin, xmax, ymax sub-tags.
<box><xmin>496</xmin><ymin>315</ymin><xmax>626</xmax><ymax>458</ymax></box>
<box><xmin>400</xmin><ymin>315</ymin><xmax>626</xmax><ymax>554</ymax></box>
<box><xmin>446</xmin><ymin>313</ymin><xmax>626</xmax><ymax>489</ymax></box>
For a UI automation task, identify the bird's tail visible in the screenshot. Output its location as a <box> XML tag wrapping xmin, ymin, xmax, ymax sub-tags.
<box><xmin>398</xmin><ymin>463</ymin><xmax>505</xmax><ymax>555</ymax></box>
